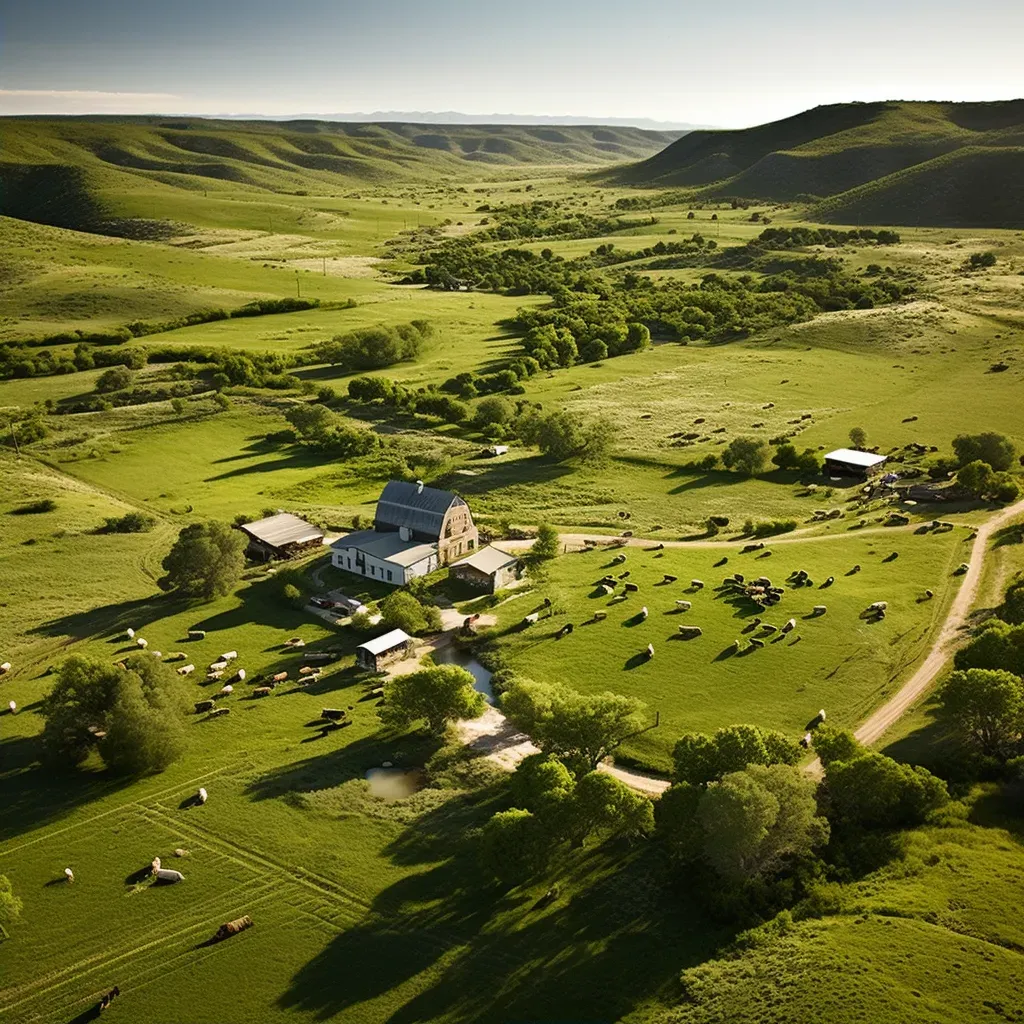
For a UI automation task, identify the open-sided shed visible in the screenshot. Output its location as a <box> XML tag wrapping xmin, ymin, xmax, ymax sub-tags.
<box><xmin>356</xmin><ymin>629</ymin><xmax>413</xmax><ymax>671</ymax></box>
<box><xmin>824</xmin><ymin>448</ymin><xmax>888</xmax><ymax>479</ymax></box>
<box><xmin>238</xmin><ymin>513</ymin><xmax>324</xmax><ymax>561</ymax></box>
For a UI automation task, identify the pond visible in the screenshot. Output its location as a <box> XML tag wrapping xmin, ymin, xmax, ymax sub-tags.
<box><xmin>364</xmin><ymin>767</ymin><xmax>424</xmax><ymax>802</ymax></box>
<box><xmin>434</xmin><ymin>645</ymin><xmax>494</xmax><ymax>703</ymax></box>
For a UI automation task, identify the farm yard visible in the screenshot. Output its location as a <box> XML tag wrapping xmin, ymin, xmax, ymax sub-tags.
<box><xmin>3</xmin><ymin>101</ymin><xmax>1024</xmax><ymax>1024</ymax></box>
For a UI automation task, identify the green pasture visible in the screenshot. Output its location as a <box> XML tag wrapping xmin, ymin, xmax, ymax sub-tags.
<box><xmin>487</xmin><ymin>531</ymin><xmax>966</xmax><ymax>774</ymax></box>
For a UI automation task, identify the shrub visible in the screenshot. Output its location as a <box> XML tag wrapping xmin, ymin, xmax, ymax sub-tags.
<box><xmin>11</xmin><ymin>498</ymin><xmax>57</xmax><ymax>515</ymax></box>
<box><xmin>722</xmin><ymin>436</ymin><xmax>771</xmax><ymax>476</ymax></box>
<box><xmin>95</xmin><ymin>366</ymin><xmax>133</xmax><ymax>393</ymax></box>
<box><xmin>101</xmin><ymin>512</ymin><xmax>156</xmax><ymax>534</ymax></box>
<box><xmin>952</xmin><ymin>432</ymin><xmax>1015</xmax><ymax>472</ymax></box>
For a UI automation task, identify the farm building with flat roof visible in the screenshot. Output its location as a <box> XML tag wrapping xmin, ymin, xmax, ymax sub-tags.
<box><xmin>239</xmin><ymin>513</ymin><xmax>324</xmax><ymax>561</ymax></box>
<box><xmin>824</xmin><ymin>448</ymin><xmax>888</xmax><ymax>479</ymax></box>
<box><xmin>356</xmin><ymin>628</ymin><xmax>413</xmax><ymax>671</ymax></box>
<box><xmin>449</xmin><ymin>546</ymin><xmax>521</xmax><ymax>593</ymax></box>
<box><xmin>331</xmin><ymin>480</ymin><xmax>478</xmax><ymax>585</ymax></box>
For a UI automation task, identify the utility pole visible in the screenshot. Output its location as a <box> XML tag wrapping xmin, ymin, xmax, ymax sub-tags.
<box><xmin>322</xmin><ymin>257</ymin><xmax>327</xmax><ymax>276</ymax></box>
<box><xmin>8</xmin><ymin>420</ymin><xmax>21</xmax><ymax>457</ymax></box>
<box><xmin>296</xmin><ymin>272</ymin><xmax>301</xmax><ymax>298</ymax></box>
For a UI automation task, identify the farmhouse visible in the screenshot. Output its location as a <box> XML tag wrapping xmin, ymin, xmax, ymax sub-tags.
<box><xmin>824</xmin><ymin>448</ymin><xmax>888</xmax><ymax>479</ymax></box>
<box><xmin>331</xmin><ymin>480</ymin><xmax>478</xmax><ymax>585</ymax></box>
<box><xmin>449</xmin><ymin>546</ymin><xmax>522</xmax><ymax>593</ymax></box>
<box><xmin>238</xmin><ymin>512</ymin><xmax>324</xmax><ymax>561</ymax></box>
<box><xmin>356</xmin><ymin>628</ymin><xmax>413</xmax><ymax>671</ymax></box>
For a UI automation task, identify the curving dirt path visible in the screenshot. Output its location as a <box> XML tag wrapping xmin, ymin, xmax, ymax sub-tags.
<box><xmin>852</xmin><ymin>497</ymin><xmax>1024</xmax><ymax>747</ymax></box>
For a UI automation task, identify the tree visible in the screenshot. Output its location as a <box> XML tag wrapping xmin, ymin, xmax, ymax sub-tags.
<box><xmin>534</xmin><ymin>410</ymin><xmax>614</xmax><ymax>465</ymax></box>
<box><xmin>696</xmin><ymin>764</ymin><xmax>829</xmax><ymax>882</ymax></box>
<box><xmin>159</xmin><ymin>520</ymin><xmax>246</xmax><ymax>600</ymax></box>
<box><xmin>475</xmin><ymin>395</ymin><xmax>515</xmax><ymax>429</ymax></box>
<box><xmin>824</xmin><ymin>752</ymin><xmax>947</xmax><ymax>829</ymax></box>
<box><xmin>812</xmin><ymin>725</ymin><xmax>862</xmax><ymax>767</ymax></box>
<box><xmin>722</xmin><ymin>436</ymin><xmax>771</xmax><ymax>476</ymax></box>
<box><xmin>954</xmin><ymin>619</ymin><xmax>1024</xmax><ymax>677</ymax></box>
<box><xmin>379</xmin><ymin>590</ymin><xmax>441</xmax><ymax>636</ymax></box>
<box><xmin>379</xmin><ymin>665</ymin><xmax>486</xmax><ymax>735</ymax></box>
<box><xmin>95</xmin><ymin>366</ymin><xmax>133</xmax><ymax>393</ymax></box>
<box><xmin>672</xmin><ymin>725</ymin><xmax>801</xmax><ymax>787</ymax></box>
<box><xmin>568</xmin><ymin>770</ymin><xmax>653</xmax><ymax>845</ymax></box>
<box><xmin>285</xmin><ymin>403</ymin><xmax>334</xmax><ymax>443</ymax></box>
<box><xmin>0</xmin><ymin>874</ymin><xmax>22</xmax><ymax>939</ymax></box>
<box><xmin>502</xmin><ymin>680</ymin><xmax>648</xmax><ymax>775</ymax></box>
<box><xmin>624</xmin><ymin>322</ymin><xmax>651</xmax><ymax>353</ymax></box>
<box><xmin>170</xmin><ymin>397</ymin><xmax>187</xmax><ymax>415</ymax></box>
<box><xmin>531</xmin><ymin>522</ymin><xmax>560</xmax><ymax>561</ymax></box>
<box><xmin>956</xmin><ymin>460</ymin><xmax>995</xmax><ymax>498</ymax></box>
<box><xmin>771</xmin><ymin>443</ymin><xmax>800</xmax><ymax>471</ymax></box>
<box><xmin>848</xmin><ymin>426</ymin><xmax>867</xmax><ymax>449</ymax></box>
<box><xmin>41</xmin><ymin>654</ymin><xmax>188</xmax><ymax>774</ymax></box>
<box><xmin>937</xmin><ymin>669</ymin><xmax>1024</xmax><ymax>759</ymax></box>
<box><xmin>952</xmin><ymin>432</ymin><xmax>1016</xmax><ymax>472</ymax></box>
<box><xmin>479</xmin><ymin>809</ymin><xmax>551</xmax><ymax>885</ymax></box>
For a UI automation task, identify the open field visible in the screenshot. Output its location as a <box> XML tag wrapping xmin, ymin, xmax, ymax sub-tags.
<box><xmin>3</xmin><ymin>108</ymin><xmax>1024</xmax><ymax>1024</ymax></box>
<box><xmin>484</xmin><ymin>531</ymin><xmax>967</xmax><ymax>774</ymax></box>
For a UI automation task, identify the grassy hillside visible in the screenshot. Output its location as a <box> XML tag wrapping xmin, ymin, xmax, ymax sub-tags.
<box><xmin>0</xmin><ymin>118</ymin><xmax>679</xmax><ymax>234</ymax></box>
<box><xmin>603</xmin><ymin>100</ymin><xmax>1024</xmax><ymax>226</ymax></box>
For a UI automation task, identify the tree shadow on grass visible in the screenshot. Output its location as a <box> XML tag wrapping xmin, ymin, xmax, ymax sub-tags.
<box><xmin>0</xmin><ymin>741</ymin><xmax>132</xmax><ymax>842</ymax></box>
<box><xmin>280</xmin><ymin>820</ymin><xmax>728</xmax><ymax>1024</ymax></box>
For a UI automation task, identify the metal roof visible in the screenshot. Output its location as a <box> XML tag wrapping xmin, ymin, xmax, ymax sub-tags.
<box><xmin>451</xmin><ymin>546</ymin><xmax>519</xmax><ymax>575</ymax></box>
<box><xmin>824</xmin><ymin>448</ymin><xmax>888</xmax><ymax>468</ymax></box>
<box><xmin>376</xmin><ymin>480</ymin><xmax>462</xmax><ymax>536</ymax></box>
<box><xmin>357</xmin><ymin>629</ymin><xmax>413</xmax><ymax>656</ymax></box>
<box><xmin>332</xmin><ymin>529</ymin><xmax>437</xmax><ymax>568</ymax></box>
<box><xmin>240</xmin><ymin>513</ymin><xmax>324</xmax><ymax>548</ymax></box>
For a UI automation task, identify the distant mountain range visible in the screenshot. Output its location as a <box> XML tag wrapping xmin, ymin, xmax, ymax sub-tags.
<box><xmin>603</xmin><ymin>100</ymin><xmax>1024</xmax><ymax>227</ymax></box>
<box><xmin>205</xmin><ymin>111</ymin><xmax>710</xmax><ymax>132</ymax></box>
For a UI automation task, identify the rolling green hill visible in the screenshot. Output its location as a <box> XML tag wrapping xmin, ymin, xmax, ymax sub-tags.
<box><xmin>603</xmin><ymin>100</ymin><xmax>1024</xmax><ymax>226</ymax></box>
<box><xmin>0</xmin><ymin>117</ymin><xmax>679</xmax><ymax>234</ymax></box>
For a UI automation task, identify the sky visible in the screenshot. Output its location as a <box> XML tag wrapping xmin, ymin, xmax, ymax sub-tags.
<box><xmin>1</xmin><ymin>0</ymin><xmax>1022</xmax><ymax>128</ymax></box>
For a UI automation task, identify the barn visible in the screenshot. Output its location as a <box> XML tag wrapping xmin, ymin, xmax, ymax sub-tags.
<box><xmin>355</xmin><ymin>629</ymin><xmax>414</xmax><ymax>672</ymax></box>
<box><xmin>448</xmin><ymin>546</ymin><xmax>521</xmax><ymax>594</ymax></box>
<box><xmin>238</xmin><ymin>513</ymin><xmax>324</xmax><ymax>561</ymax></box>
<box><xmin>824</xmin><ymin>448</ymin><xmax>888</xmax><ymax>479</ymax></box>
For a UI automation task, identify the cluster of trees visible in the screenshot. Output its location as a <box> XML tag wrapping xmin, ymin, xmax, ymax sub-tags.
<box><xmin>100</xmin><ymin>512</ymin><xmax>156</xmax><ymax>534</ymax></box>
<box><xmin>951</xmin><ymin>432</ymin><xmax>1020</xmax><ymax>502</ymax></box>
<box><xmin>515</xmin><ymin>407</ymin><xmax>616</xmax><ymax>464</ymax></box>
<box><xmin>521</xmin><ymin>320</ymin><xmax>650</xmax><ymax>367</ymax></box>
<box><xmin>473</xmin><ymin>200</ymin><xmax>656</xmax><ymax>242</ymax></box>
<box><xmin>284</xmin><ymin>403</ymin><xmax>379</xmax><ymax>458</ymax></box>
<box><xmin>309</xmin><ymin>321</ymin><xmax>433</xmax><ymax>372</ymax></box>
<box><xmin>374</xmin><ymin>589</ymin><xmax>444</xmax><ymax>637</ymax></box>
<box><xmin>750</xmin><ymin>227</ymin><xmax>901</xmax><ymax>249</ymax></box>
<box><xmin>718</xmin><ymin>436</ymin><xmax>821</xmax><ymax>477</ymax></box>
<box><xmin>158</xmin><ymin>520</ymin><xmax>247</xmax><ymax>600</ymax></box>
<box><xmin>41</xmin><ymin>654</ymin><xmax>190</xmax><ymax>775</ymax></box>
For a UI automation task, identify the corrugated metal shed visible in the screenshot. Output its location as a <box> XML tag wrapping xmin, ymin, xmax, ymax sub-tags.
<box><xmin>357</xmin><ymin>629</ymin><xmax>413</xmax><ymax>656</ymax></box>
<box><xmin>376</xmin><ymin>481</ymin><xmax>461</xmax><ymax>535</ymax></box>
<box><xmin>451</xmin><ymin>546</ymin><xmax>518</xmax><ymax>574</ymax></box>
<box><xmin>240</xmin><ymin>513</ymin><xmax>324</xmax><ymax>548</ymax></box>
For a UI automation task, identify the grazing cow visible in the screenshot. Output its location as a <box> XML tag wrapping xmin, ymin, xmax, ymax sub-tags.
<box><xmin>556</xmin><ymin>623</ymin><xmax>574</xmax><ymax>639</ymax></box>
<box><xmin>624</xmin><ymin>582</ymin><xmax>639</xmax><ymax>593</ymax></box>
<box><xmin>64</xmin><ymin>868</ymin><xmax>74</xmax><ymax>884</ymax></box>
<box><xmin>523</xmin><ymin>613</ymin><xmax>539</xmax><ymax>626</ymax></box>
<box><xmin>198</xmin><ymin>787</ymin><xmax>208</xmax><ymax>803</ymax></box>
<box><xmin>646</xmin><ymin>643</ymin><xmax>655</xmax><ymax>659</ymax></box>
<box><xmin>252</xmin><ymin>687</ymin><xmax>272</xmax><ymax>698</ymax></box>
<box><xmin>640</xmin><ymin>606</ymin><xmax>649</xmax><ymax>619</ymax></box>
<box><xmin>618</xmin><ymin>570</ymin><xmax>631</xmax><ymax>579</ymax></box>
<box><xmin>675</xmin><ymin>600</ymin><xmax>692</xmax><ymax>610</ymax></box>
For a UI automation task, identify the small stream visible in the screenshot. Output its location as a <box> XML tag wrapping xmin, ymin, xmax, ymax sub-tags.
<box><xmin>433</xmin><ymin>646</ymin><xmax>495</xmax><ymax>703</ymax></box>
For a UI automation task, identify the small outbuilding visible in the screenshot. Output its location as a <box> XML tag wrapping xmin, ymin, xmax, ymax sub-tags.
<box><xmin>356</xmin><ymin>629</ymin><xmax>413</xmax><ymax>672</ymax></box>
<box><xmin>449</xmin><ymin>546</ymin><xmax>522</xmax><ymax>594</ymax></box>
<box><xmin>824</xmin><ymin>448</ymin><xmax>888</xmax><ymax>479</ymax></box>
<box><xmin>239</xmin><ymin>513</ymin><xmax>324</xmax><ymax>561</ymax></box>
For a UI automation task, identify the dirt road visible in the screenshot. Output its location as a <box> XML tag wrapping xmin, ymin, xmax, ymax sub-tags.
<box><xmin>852</xmin><ymin>497</ymin><xmax>1024</xmax><ymax>747</ymax></box>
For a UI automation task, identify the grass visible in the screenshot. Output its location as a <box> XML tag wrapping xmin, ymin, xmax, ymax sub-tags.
<box><xmin>484</xmin><ymin>531</ymin><xmax>965</xmax><ymax>774</ymax></box>
<box><xmin>3</xmin><ymin>114</ymin><xmax>1024</xmax><ymax>1024</ymax></box>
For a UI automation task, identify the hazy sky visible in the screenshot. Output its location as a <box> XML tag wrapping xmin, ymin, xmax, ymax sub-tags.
<box><xmin>1</xmin><ymin>0</ymin><xmax>1022</xmax><ymax>127</ymax></box>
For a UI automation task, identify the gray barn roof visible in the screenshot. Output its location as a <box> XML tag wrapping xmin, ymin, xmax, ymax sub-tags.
<box><xmin>376</xmin><ymin>480</ymin><xmax>463</xmax><ymax>536</ymax></box>
<box><xmin>332</xmin><ymin>530</ymin><xmax>437</xmax><ymax>568</ymax></box>
<box><xmin>240</xmin><ymin>513</ymin><xmax>324</xmax><ymax>548</ymax></box>
<box><xmin>451</xmin><ymin>546</ymin><xmax>519</xmax><ymax>575</ymax></box>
